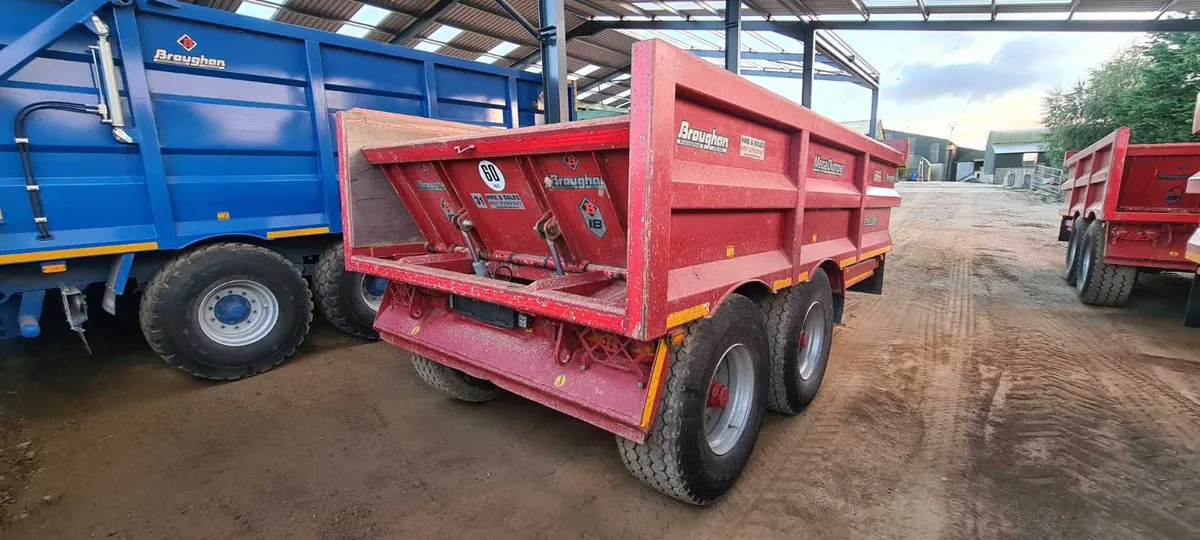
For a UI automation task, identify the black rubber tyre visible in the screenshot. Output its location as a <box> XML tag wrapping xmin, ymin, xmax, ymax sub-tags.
<box><xmin>411</xmin><ymin>355</ymin><xmax>503</xmax><ymax>402</ymax></box>
<box><xmin>139</xmin><ymin>243</ymin><xmax>313</xmax><ymax>380</ymax></box>
<box><xmin>1076</xmin><ymin>221</ymin><xmax>1137</xmax><ymax>307</ymax></box>
<box><xmin>1063</xmin><ymin>216</ymin><xmax>1086</xmax><ymax>285</ymax></box>
<box><xmin>314</xmin><ymin>242</ymin><xmax>380</xmax><ymax>340</ymax></box>
<box><xmin>759</xmin><ymin>268</ymin><xmax>835</xmax><ymax>415</ymax></box>
<box><xmin>616</xmin><ymin>294</ymin><xmax>769</xmax><ymax>505</ymax></box>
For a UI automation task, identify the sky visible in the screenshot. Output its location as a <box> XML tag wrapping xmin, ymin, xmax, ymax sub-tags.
<box><xmin>749</xmin><ymin>31</ymin><xmax>1143</xmax><ymax>150</ymax></box>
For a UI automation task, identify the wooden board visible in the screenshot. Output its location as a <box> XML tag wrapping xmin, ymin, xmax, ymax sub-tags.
<box><xmin>338</xmin><ymin>109</ymin><xmax>490</xmax><ymax>249</ymax></box>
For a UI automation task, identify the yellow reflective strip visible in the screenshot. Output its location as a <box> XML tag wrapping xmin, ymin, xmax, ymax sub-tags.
<box><xmin>844</xmin><ymin>270</ymin><xmax>874</xmax><ymax>288</ymax></box>
<box><xmin>860</xmin><ymin>244</ymin><xmax>893</xmax><ymax>261</ymax></box>
<box><xmin>267</xmin><ymin>226</ymin><xmax>330</xmax><ymax>239</ymax></box>
<box><xmin>797</xmin><ymin>271</ymin><xmax>810</xmax><ymax>283</ymax></box>
<box><xmin>0</xmin><ymin>242</ymin><xmax>158</xmax><ymax>265</ymax></box>
<box><xmin>640</xmin><ymin>339</ymin><xmax>670</xmax><ymax>428</ymax></box>
<box><xmin>839</xmin><ymin>256</ymin><xmax>858</xmax><ymax>268</ymax></box>
<box><xmin>666</xmin><ymin>302</ymin><xmax>710</xmax><ymax>328</ymax></box>
<box><xmin>772</xmin><ymin>277</ymin><xmax>793</xmax><ymax>291</ymax></box>
<box><xmin>41</xmin><ymin>263</ymin><xmax>67</xmax><ymax>274</ymax></box>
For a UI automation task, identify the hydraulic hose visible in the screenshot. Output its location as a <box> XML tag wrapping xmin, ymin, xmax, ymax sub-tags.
<box><xmin>14</xmin><ymin>101</ymin><xmax>100</xmax><ymax>240</ymax></box>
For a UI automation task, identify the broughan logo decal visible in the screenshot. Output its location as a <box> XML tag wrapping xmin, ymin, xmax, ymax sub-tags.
<box><xmin>676</xmin><ymin>121</ymin><xmax>729</xmax><ymax>154</ymax></box>
<box><xmin>812</xmin><ymin>155</ymin><xmax>847</xmax><ymax>177</ymax></box>
<box><xmin>152</xmin><ymin>34</ymin><xmax>227</xmax><ymax>70</ymax></box>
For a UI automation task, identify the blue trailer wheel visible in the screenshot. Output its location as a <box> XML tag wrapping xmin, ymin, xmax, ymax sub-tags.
<box><xmin>313</xmin><ymin>242</ymin><xmax>382</xmax><ymax>340</ymax></box>
<box><xmin>139</xmin><ymin>243</ymin><xmax>313</xmax><ymax>380</ymax></box>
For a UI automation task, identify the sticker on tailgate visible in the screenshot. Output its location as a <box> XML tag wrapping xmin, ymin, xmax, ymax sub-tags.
<box><xmin>484</xmin><ymin>193</ymin><xmax>525</xmax><ymax>210</ymax></box>
<box><xmin>478</xmin><ymin>160</ymin><xmax>506</xmax><ymax>191</ymax></box>
<box><xmin>739</xmin><ymin>135</ymin><xmax>766</xmax><ymax>160</ymax></box>
<box><xmin>580</xmin><ymin>197</ymin><xmax>607</xmax><ymax>238</ymax></box>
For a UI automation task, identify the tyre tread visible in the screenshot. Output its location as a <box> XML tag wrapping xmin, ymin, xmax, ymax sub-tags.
<box><xmin>411</xmin><ymin>355</ymin><xmax>503</xmax><ymax>402</ymax></box>
<box><xmin>1077</xmin><ymin>223</ymin><xmax>1136</xmax><ymax>307</ymax></box>
<box><xmin>313</xmin><ymin>242</ymin><xmax>378</xmax><ymax>340</ymax></box>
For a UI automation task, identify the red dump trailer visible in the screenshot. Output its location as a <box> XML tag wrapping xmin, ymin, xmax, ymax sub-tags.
<box><xmin>337</xmin><ymin>40</ymin><xmax>903</xmax><ymax>504</ymax></box>
<box><xmin>1060</xmin><ymin>127</ymin><xmax>1200</xmax><ymax>326</ymax></box>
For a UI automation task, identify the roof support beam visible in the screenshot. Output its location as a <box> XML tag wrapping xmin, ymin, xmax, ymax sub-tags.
<box><xmin>493</xmin><ymin>0</ymin><xmax>540</xmax><ymax>38</ymax></box>
<box><xmin>725</xmin><ymin>0</ymin><xmax>740</xmax><ymax>74</ymax></box>
<box><xmin>803</xmin><ymin>18</ymin><xmax>1200</xmax><ymax>31</ymax></box>
<box><xmin>991</xmin><ymin>0</ymin><xmax>997</xmax><ymax>21</ymax></box>
<box><xmin>915</xmin><ymin>0</ymin><xmax>929</xmax><ymax>21</ymax></box>
<box><xmin>1157</xmin><ymin>0</ymin><xmax>1181</xmax><ymax>19</ymax></box>
<box><xmin>570</xmin><ymin>0</ymin><xmax>625</xmax><ymax>18</ymax></box>
<box><xmin>391</xmin><ymin>0</ymin><xmax>460</xmax><ymax>43</ymax></box>
<box><xmin>578</xmin><ymin>65</ymin><xmax>630</xmax><ymax>92</ymax></box>
<box><xmin>686</xmin><ymin>49</ymin><xmax>838</xmax><ymax>66</ymax></box>
<box><xmin>509</xmin><ymin>20</ymin><xmax>602</xmax><ymax>68</ymax></box>
<box><xmin>1065</xmin><ymin>0</ymin><xmax>1082</xmax><ymax>20</ymax></box>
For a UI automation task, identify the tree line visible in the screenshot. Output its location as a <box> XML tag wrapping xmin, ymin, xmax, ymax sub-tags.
<box><xmin>1042</xmin><ymin>33</ymin><xmax>1200</xmax><ymax>167</ymax></box>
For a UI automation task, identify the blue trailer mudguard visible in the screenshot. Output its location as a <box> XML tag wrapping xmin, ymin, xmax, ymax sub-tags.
<box><xmin>0</xmin><ymin>0</ymin><xmax>542</xmax><ymax>267</ymax></box>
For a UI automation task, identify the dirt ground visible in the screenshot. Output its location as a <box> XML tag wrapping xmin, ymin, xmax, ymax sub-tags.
<box><xmin>2</xmin><ymin>182</ymin><xmax>1199</xmax><ymax>539</ymax></box>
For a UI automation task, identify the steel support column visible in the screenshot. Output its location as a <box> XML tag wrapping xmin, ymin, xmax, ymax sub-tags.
<box><xmin>868</xmin><ymin>88</ymin><xmax>879</xmax><ymax>139</ymax></box>
<box><xmin>539</xmin><ymin>0</ymin><xmax>569</xmax><ymax>124</ymax></box>
<box><xmin>801</xmin><ymin>27</ymin><xmax>814</xmax><ymax>108</ymax></box>
<box><xmin>724</xmin><ymin>0</ymin><xmax>740</xmax><ymax>73</ymax></box>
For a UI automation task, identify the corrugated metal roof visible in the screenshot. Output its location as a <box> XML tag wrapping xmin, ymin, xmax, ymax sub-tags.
<box><xmin>185</xmin><ymin>0</ymin><xmax>1184</xmax><ymax>108</ymax></box>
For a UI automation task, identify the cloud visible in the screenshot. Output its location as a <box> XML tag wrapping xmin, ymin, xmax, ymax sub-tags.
<box><xmin>885</xmin><ymin>37</ymin><xmax>1073</xmax><ymax>103</ymax></box>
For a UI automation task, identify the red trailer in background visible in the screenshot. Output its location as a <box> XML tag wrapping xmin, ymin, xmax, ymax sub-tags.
<box><xmin>1060</xmin><ymin>127</ymin><xmax>1200</xmax><ymax>326</ymax></box>
<box><xmin>337</xmin><ymin>40</ymin><xmax>903</xmax><ymax>504</ymax></box>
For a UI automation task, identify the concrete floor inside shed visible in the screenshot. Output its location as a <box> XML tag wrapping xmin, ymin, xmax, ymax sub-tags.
<box><xmin>1</xmin><ymin>183</ymin><xmax>1199</xmax><ymax>539</ymax></box>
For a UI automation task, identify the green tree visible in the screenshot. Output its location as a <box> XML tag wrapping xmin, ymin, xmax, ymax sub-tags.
<box><xmin>1042</xmin><ymin>34</ymin><xmax>1200</xmax><ymax>167</ymax></box>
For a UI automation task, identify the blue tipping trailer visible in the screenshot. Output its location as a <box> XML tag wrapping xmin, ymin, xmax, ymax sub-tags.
<box><xmin>0</xmin><ymin>0</ymin><xmax>542</xmax><ymax>378</ymax></box>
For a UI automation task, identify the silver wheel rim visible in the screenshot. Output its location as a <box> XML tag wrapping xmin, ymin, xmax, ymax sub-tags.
<box><xmin>198</xmin><ymin>279</ymin><xmax>279</xmax><ymax>347</ymax></box>
<box><xmin>796</xmin><ymin>302</ymin><xmax>828</xmax><ymax>381</ymax></box>
<box><xmin>704</xmin><ymin>343</ymin><xmax>756</xmax><ymax>456</ymax></box>
<box><xmin>360</xmin><ymin>274</ymin><xmax>386</xmax><ymax>312</ymax></box>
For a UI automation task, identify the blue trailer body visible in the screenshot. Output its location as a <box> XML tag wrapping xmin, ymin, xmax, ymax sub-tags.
<box><xmin>0</xmin><ymin>0</ymin><xmax>541</xmax><ymax>344</ymax></box>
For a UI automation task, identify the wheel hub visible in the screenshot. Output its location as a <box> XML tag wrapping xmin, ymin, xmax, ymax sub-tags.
<box><xmin>213</xmin><ymin>295</ymin><xmax>252</xmax><ymax>325</ymax></box>
<box><xmin>704</xmin><ymin>343</ymin><xmax>756</xmax><ymax>456</ymax></box>
<box><xmin>707</xmin><ymin>381</ymin><xmax>730</xmax><ymax>408</ymax></box>
<box><xmin>198</xmin><ymin>280</ymin><xmax>280</xmax><ymax>347</ymax></box>
<box><xmin>360</xmin><ymin>275</ymin><xmax>387</xmax><ymax>311</ymax></box>
<box><xmin>796</xmin><ymin>303</ymin><xmax>828</xmax><ymax>382</ymax></box>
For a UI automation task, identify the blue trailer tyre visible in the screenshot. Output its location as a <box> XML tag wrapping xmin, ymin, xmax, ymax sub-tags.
<box><xmin>759</xmin><ymin>268</ymin><xmax>835</xmax><ymax>415</ymax></box>
<box><xmin>616</xmin><ymin>294</ymin><xmax>769</xmax><ymax>505</ymax></box>
<box><xmin>1075</xmin><ymin>221</ymin><xmax>1137</xmax><ymax>307</ymax></box>
<box><xmin>314</xmin><ymin>242</ymin><xmax>381</xmax><ymax>340</ymax></box>
<box><xmin>139</xmin><ymin>243</ymin><xmax>313</xmax><ymax>380</ymax></box>
<box><xmin>1063</xmin><ymin>216</ymin><xmax>1086</xmax><ymax>285</ymax></box>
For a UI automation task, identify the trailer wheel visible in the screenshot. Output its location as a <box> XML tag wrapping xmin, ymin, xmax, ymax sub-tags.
<box><xmin>759</xmin><ymin>268</ymin><xmax>835</xmax><ymax>415</ymax></box>
<box><xmin>314</xmin><ymin>242</ymin><xmax>382</xmax><ymax>340</ymax></box>
<box><xmin>1076</xmin><ymin>221</ymin><xmax>1137</xmax><ymax>307</ymax></box>
<box><xmin>411</xmin><ymin>355</ymin><xmax>503</xmax><ymax>402</ymax></box>
<box><xmin>139</xmin><ymin>243</ymin><xmax>313</xmax><ymax>380</ymax></box>
<box><xmin>1063</xmin><ymin>216</ymin><xmax>1087</xmax><ymax>285</ymax></box>
<box><xmin>616</xmin><ymin>294</ymin><xmax>768</xmax><ymax>505</ymax></box>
